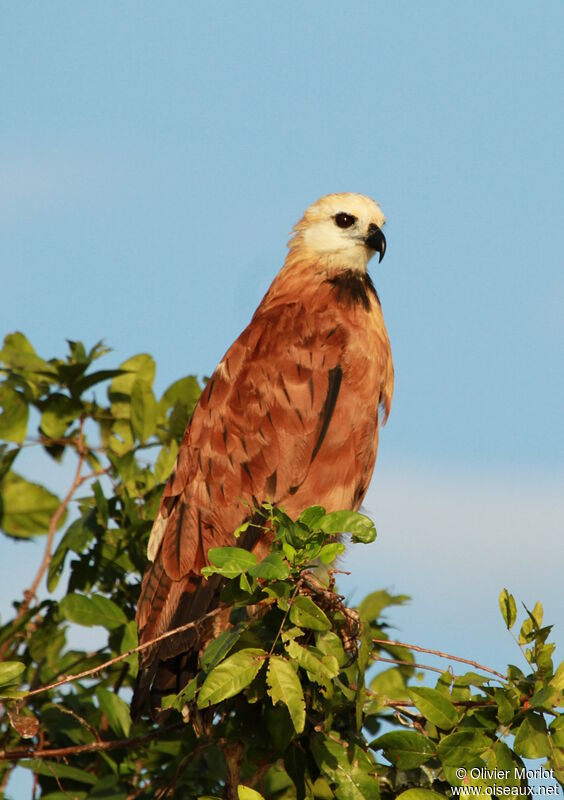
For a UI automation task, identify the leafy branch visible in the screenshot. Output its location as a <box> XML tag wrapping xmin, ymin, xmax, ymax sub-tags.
<box><xmin>0</xmin><ymin>333</ymin><xmax>562</xmax><ymax>800</ymax></box>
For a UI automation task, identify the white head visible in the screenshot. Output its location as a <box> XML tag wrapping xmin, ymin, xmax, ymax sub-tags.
<box><xmin>289</xmin><ymin>192</ymin><xmax>386</xmax><ymax>273</ymax></box>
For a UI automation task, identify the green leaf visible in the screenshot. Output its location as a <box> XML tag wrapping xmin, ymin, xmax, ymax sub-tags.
<box><xmin>40</xmin><ymin>393</ymin><xmax>82</xmax><ymax>438</ymax></box>
<box><xmin>0</xmin><ymin>444</ymin><xmax>19</xmax><ymax>482</ymax></box>
<box><xmin>317</xmin><ymin>510</ymin><xmax>376</xmax><ymax>543</ymax></box>
<box><xmin>87</xmin><ymin>775</ymin><xmax>128</xmax><ymax>798</ymax></box>
<box><xmin>479</xmin><ymin>741</ymin><xmax>523</xmax><ymax>790</ymax></box>
<box><xmin>549</xmin><ymin>714</ymin><xmax>564</xmax><ymax>746</ymax></box>
<box><xmin>248</xmin><ymin>552</ymin><xmax>290</xmax><ymax>580</ymax></box>
<box><xmin>159</xmin><ymin>375</ymin><xmax>201</xmax><ymax>415</ymax></box>
<box><xmin>59</xmin><ymin>593</ymin><xmax>128</xmax><ymax>630</ymax></box>
<box><xmin>371</xmin><ymin>731</ymin><xmax>436</xmax><ymax>769</ymax></box>
<box><xmin>369</xmin><ymin>667</ymin><xmax>409</xmax><ymax>704</ymax></box>
<box><xmin>119</xmin><ymin>620</ymin><xmax>138</xmax><ymax>676</ymax></box>
<box><xmin>66</xmin><ymin>339</ymin><xmax>89</xmax><ymax>363</ymax></box>
<box><xmin>163</xmin><ymin>674</ymin><xmax>199</xmax><ymax>711</ymax></box>
<box><xmin>526</xmin><ymin>600</ymin><xmax>543</xmax><ymax>628</ymax></box>
<box><xmin>551</xmin><ymin>659</ymin><xmax>564</xmax><ymax>691</ymax></box>
<box><xmin>318</xmin><ymin>542</ymin><xmax>346</xmax><ymax>564</ymax></box>
<box><xmin>396</xmin><ymin>791</ymin><xmax>446</xmax><ymax>800</ymax></box>
<box><xmin>316</xmin><ymin>631</ymin><xmax>347</xmax><ymax>667</ymax></box>
<box><xmin>0</xmin><ymin>332</ymin><xmax>56</xmax><ymax>375</ymax></box>
<box><xmin>285</xmin><ymin>639</ymin><xmax>339</xmax><ymax>687</ymax></box>
<box><xmin>513</xmin><ymin>714</ymin><xmax>551</xmax><ymax>758</ymax></box>
<box><xmin>529</xmin><ymin>685</ymin><xmax>556</xmax><ymax>708</ymax></box>
<box><xmin>265</xmin><ymin>705</ymin><xmax>296</xmax><ymax>753</ymax></box>
<box><xmin>289</xmin><ymin>595</ymin><xmax>331</xmax><ymax>631</ymax></box>
<box><xmin>297</xmin><ymin>505</ymin><xmax>326</xmax><ymax>528</ymax></box>
<box><xmin>159</xmin><ymin>375</ymin><xmax>202</xmax><ymax>438</ymax></box>
<box><xmin>109</xmin><ymin>354</ymin><xmax>156</xmax><ymax>396</ymax></box>
<box><xmin>202</xmin><ymin>546</ymin><xmax>257</xmax><ymax>578</ymax></box>
<box><xmin>311</xmin><ymin>733</ymin><xmax>378</xmax><ymax>800</ymax></box>
<box><xmin>107</xmin><ymin>418</ymin><xmax>135</xmax><ymax>454</ymax></box>
<box><xmin>494</xmin><ymin>688</ymin><xmax>516</xmax><ymax>724</ymax></box>
<box><xmin>358</xmin><ymin>590</ymin><xmax>409</xmax><ymax>623</ymax></box>
<box><xmin>47</xmin><ymin>512</ymin><xmax>97</xmax><ymax>591</ymax></box>
<box><xmin>263</xmin><ymin>580</ymin><xmax>291</xmax><ymax>610</ymax></box>
<box><xmin>0</xmin><ymin>661</ymin><xmax>25</xmax><ymax>688</ymax></box>
<box><xmin>238</xmin><ymin>787</ymin><xmax>265</xmax><ymax>800</ymax></box>
<box><xmin>96</xmin><ymin>686</ymin><xmax>131</xmax><ymax>737</ymax></box>
<box><xmin>201</xmin><ymin>628</ymin><xmax>243</xmax><ymax>672</ymax></box>
<box><xmin>72</xmin><ymin>368</ymin><xmax>126</xmax><ymax>396</ymax></box>
<box><xmin>197</xmin><ymin>648</ymin><xmax>266</xmax><ymax>708</ymax></box>
<box><xmin>437</xmin><ymin>730</ymin><xmax>492</xmax><ymax>765</ymax></box>
<box><xmin>168</xmin><ymin>401</ymin><xmax>192</xmax><ymax>440</ymax></box>
<box><xmin>154</xmin><ymin>439</ymin><xmax>179</xmax><ymax>483</ymax></box>
<box><xmin>408</xmin><ymin>686</ymin><xmax>458</xmax><ymax>730</ymax></box>
<box><xmin>499</xmin><ymin>588</ymin><xmax>517</xmax><ymax>629</ymax></box>
<box><xmin>266</xmin><ymin>655</ymin><xmax>306</xmax><ymax>734</ymax></box>
<box><xmin>0</xmin><ymin>383</ymin><xmax>29</xmax><ymax>443</ymax></box>
<box><xmin>20</xmin><ymin>759</ymin><xmax>97</xmax><ymax>784</ymax></box>
<box><xmin>452</xmin><ymin>671</ymin><xmax>492</xmax><ymax>688</ymax></box>
<box><xmin>0</xmin><ymin>472</ymin><xmax>65</xmax><ymax>538</ymax></box>
<box><xmin>130</xmin><ymin>378</ymin><xmax>157</xmax><ymax>442</ymax></box>
<box><xmin>90</xmin><ymin>480</ymin><xmax>108</xmax><ymax>527</ymax></box>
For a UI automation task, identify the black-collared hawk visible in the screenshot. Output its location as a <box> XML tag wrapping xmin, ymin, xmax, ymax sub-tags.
<box><xmin>131</xmin><ymin>193</ymin><xmax>393</xmax><ymax>719</ymax></box>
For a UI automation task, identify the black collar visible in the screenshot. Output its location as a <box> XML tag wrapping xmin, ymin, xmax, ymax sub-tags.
<box><xmin>324</xmin><ymin>270</ymin><xmax>380</xmax><ymax>311</ymax></box>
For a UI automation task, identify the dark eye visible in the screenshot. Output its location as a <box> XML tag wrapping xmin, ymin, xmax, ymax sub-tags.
<box><xmin>335</xmin><ymin>212</ymin><xmax>357</xmax><ymax>229</ymax></box>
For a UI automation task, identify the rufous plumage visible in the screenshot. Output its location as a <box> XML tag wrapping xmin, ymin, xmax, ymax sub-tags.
<box><xmin>132</xmin><ymin>193</ymin><xmax>393</xmax><ymax>719</ymax></box>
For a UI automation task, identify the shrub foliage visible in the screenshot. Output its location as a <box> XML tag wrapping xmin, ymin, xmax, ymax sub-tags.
<box><xmin>0</xmin><ymin>332</ymin><xmax>562</xmax><ymax>799</ymax></box>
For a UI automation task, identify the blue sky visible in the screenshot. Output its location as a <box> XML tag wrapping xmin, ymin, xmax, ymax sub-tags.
<box><xmin>2</xmin><ymin>3</ymin><xmax>563</xmax><ymax>472</ymax></box>
<box><xmin>1</xmin><ymin>2</ymin><xmax>563</xmax><ymax>794</ymax></box>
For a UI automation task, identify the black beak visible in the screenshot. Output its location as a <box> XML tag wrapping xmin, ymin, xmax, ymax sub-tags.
<box><xmin>365</xmin><ymin>223</ymin><xmax>386</xmax><ymax>262</ymax></box>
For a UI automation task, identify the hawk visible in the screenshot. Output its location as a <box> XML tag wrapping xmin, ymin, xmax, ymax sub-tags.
<box><xmin>131</xmin><ymin>193</ymin><xmax>393</xmax><ymax>719</ymax></box>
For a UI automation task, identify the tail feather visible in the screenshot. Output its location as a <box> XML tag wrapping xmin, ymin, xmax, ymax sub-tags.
<box><xmin>131</xmin><ymin>510</ymin><xmax>273</xmax><ymax>721</ymax></box>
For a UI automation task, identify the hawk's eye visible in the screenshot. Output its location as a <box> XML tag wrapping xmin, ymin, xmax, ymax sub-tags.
<box><xmin>335</xmin><ymin>212</ymin><xmax>357</xmax><ymax>229</ymax></box>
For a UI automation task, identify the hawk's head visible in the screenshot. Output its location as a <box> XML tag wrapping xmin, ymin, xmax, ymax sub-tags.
<box><xmin>289</xmin><ymin>193</ymin><xmax>386</xmax><ymax>273</ymax></box>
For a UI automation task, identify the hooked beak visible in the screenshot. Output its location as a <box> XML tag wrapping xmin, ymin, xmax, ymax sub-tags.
<box><xmin>365</xmin><ymin>223</ymin><xmax>386</xmax><ymax>262</ymax></box>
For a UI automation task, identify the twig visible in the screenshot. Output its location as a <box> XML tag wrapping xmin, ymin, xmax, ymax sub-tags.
<box><xmin>20</xmin><ymin>605</ymin><xmax>232</xmax><ymax>700</ymax></box>
<box><xmin>268</xmin><ymin>578</ymin><xmax>303</xmax><ymax>656</ymax></box>
<box><xmin>377</xmin><ymin>697</ymin><xmax>497</xmax><ymax>710</ymax></box>
<box><xmin>0</xmin><ymin>764</ymin><xmax>12</xmax><ymax>792</ymax></box>
<box><xmin>373</xmin><ymin>654</ymin><xmax>446</xmax><ymax>675</ymax></box>
<box><xmin>373</xmin><ymin>638</ymin><xmax>507</xmax><ymax>681</ymax></box>
<box><xmin>153</xmin><ymin>740</ymin><xmax>212</xmax><ymax>800</ymax></box>
<box><xmin>0</xmin><ymin>422</ymin><xmax>108</xmax><ymax>659</ymax></box>
<box><xmin>15</xmin><ymin>605</ymin><xmax>507</xmax><ymax>704</ymax></box>
<box><xmin>31</xmin><ymin>763</ymin><xmax>39</xmax><ymax>800</ymax></box>
<box><xmin>0</xmin><ymin>724</ymin><xmax>183</xmax><ymax>762</ymax></box>
<box><xmin>224</xmin><ymin>741</ymin><xmax>244</xmax><ymax>800</ymax></box>
<box><xmin>52</xmin><ymin>704</ymin><xmax>100</xmax><ymax>743</ymax></box>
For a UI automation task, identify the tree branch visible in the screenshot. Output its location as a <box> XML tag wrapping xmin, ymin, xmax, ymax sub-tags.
<box><xmin>0</xmin><ymin>724</ymin><xmax>183</xmax><ymax>762</ymax></box>
<box><xmin>373</xmin><ymin>638</ymin><xmax>507</xmax><ymax>681</ymax></box>
<box><xmin>373</xmin><ymin>654</ymin><xmax>446</xmax><ymax>675</ymax></box>
<box><xmin>0</xmin><ymin>424</ymin><xmax>91</xmax><ymax>660</ymax></box>
<box><xmin>380</xmin><ymin>697</ymin><xmax>497</xmax><ymax>710</ymax></box>
<box><xmin>21</xmin><ymin>604</ymin><xmax>232</xmax><ymax>700</ymax></box>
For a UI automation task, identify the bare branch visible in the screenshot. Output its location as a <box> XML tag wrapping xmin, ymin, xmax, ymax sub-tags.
<box><xmin>0</xmin><ymin>424</ymin><xmax>92</xmax><ymax>659</ymax></box>
<box><xmin>373</xmin><ymin>638</ymin><xmax>507</xmax><ymax>681</ymax></box>
<box><xmin>0</xmin><ymin>724</ymin><xmax>183</xmax><ymax>762</ymax></box>
<box><xmin>367</xmin><ymin>693</ymin><xmax>497</xmax><ymax>710</ymax></box>
<box><xmin>21</xmin><ymin>604</ymin><xmax>232</xmax><ymax>700</ymax></box>
<box><xmin>372</xmin><ymin>654</ymin><xmax>446</xmax><ymax>675</ymax></box>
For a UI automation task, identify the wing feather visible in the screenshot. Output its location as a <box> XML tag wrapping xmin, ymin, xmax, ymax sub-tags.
<box><xmin>133</xmin><ymin>277</ymin><xmax>393</xmax><ymax>717</ymax></box>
